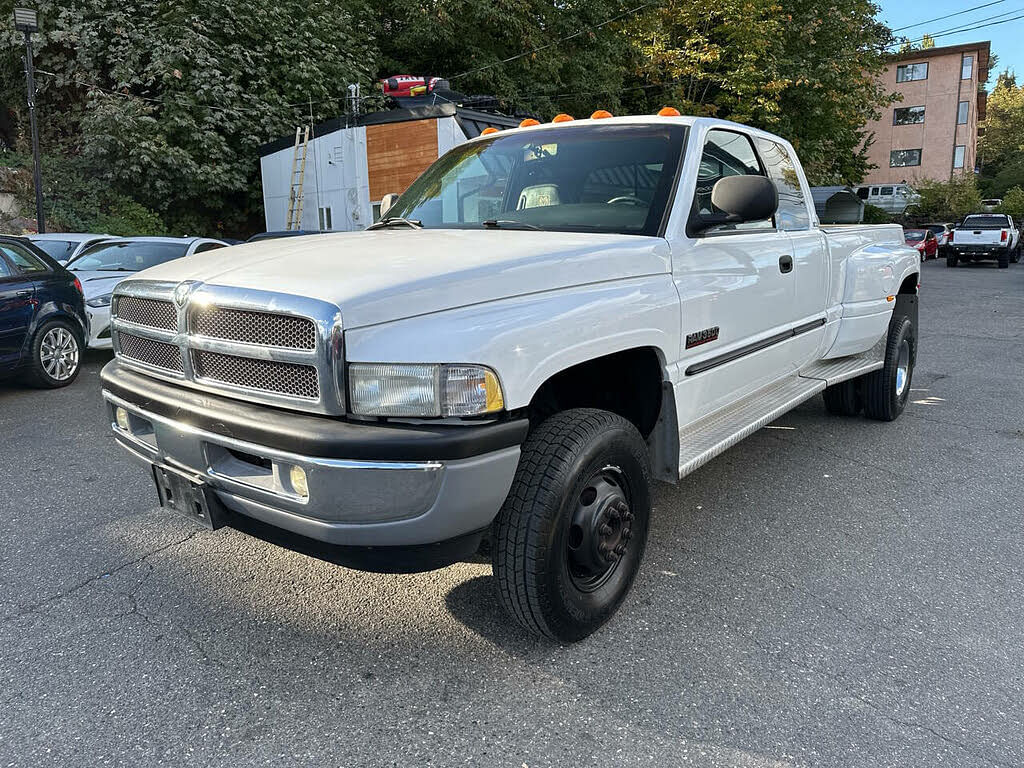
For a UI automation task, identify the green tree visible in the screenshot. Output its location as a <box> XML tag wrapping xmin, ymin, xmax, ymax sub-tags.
<box><xmin>913</xmin><ymin>175</ymin><xmax>982</xmax><ymax>222</ymax></box>
<box><xmin>979</xmin><ymin>71</ymin><xmax>1024</xmax><ymax>196</ymax></box>
<box><xmin>1</xmin><ymin>0</ymin><xmax>378</xmax><ymax>235</ymax></box>
<box><xmin>620</xmin><ymin>0</ymin><xmax>896</xmax><ymax>184</ymax></box>
<box><xmin>371</xmin><ymin>0</ymin><xmax>638</xmax><ymax>119</ymax></box>
<box><xmin>998</xmin><ymin>186</ymin><xmax>1024</xmax><ymax>221</ymax></box>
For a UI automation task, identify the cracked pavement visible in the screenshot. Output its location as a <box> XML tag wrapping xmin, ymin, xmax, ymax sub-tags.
<box><xmin>1</xmin><ymin>258</ymin><xmax>1022</xmax><ymax>767</ymax></box>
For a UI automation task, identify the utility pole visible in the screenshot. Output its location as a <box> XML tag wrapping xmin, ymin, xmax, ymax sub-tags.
<box><xmin>14</xmin><ymin>7</ymin><xmax>45</xmax><ymax>233</ymax></box>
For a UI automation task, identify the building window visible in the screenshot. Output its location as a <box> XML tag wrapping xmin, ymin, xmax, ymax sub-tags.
<box><xmin>890</xmin><ymin>149</ymin><xmax>922</xmax><ymax>168</ymax></box>
<box><xmin>962</xmin><ymin>55</ymin><xmax>973</xmax><ymax>80</ymax></box>
<box><xmin>896</xmin><ymin>63</ymin><xmax>928</xmax><ymax>82</ymax></box>
<box><xmin>893</xmin><ymin>106</ymin><xmax>925</xmax><ymax>125</ymax></box>
<box><xmin>954</xmin><ymin>145</ymin><xmax>966</xmax><ymax>169</ymax></box>
<box><xmin>318</xmin><ymin>206</ymin><xmax>333</xmax><ymax>230</ymax></box>
<box><xmin>958</xmin><ymin>101</ymin><xmax>969</xmax><ymax>125</ymax></box>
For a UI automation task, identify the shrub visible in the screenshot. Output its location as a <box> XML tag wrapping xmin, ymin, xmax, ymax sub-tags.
<box><xmin>862</xmin><ymin>204</ymin><xmax>892</xmax><ymax>224</ymax></box>
<box><xmin>997</xmin><ymin>186</ymin><xmax>1024</xmax><ymax>221</ymax></box>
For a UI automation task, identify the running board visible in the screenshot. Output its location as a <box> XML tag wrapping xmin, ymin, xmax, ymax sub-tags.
<box><xmin>677</xmin><ymin>339</ymin><xmax>887</xmax><ymax>479</ymax></box>
<box><xmin>798</xmin><ymin>336</ymin><xmax>886</xmax><ymax>386</ymax></box>
<box><xmin>678</xmin><ymin>375</ymin><xmax>825</xmax><ymax>478</ymax></box>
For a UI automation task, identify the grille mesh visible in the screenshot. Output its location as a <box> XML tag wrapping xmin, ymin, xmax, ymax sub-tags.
<box><xmin>190</xmin><ymin>307</ymin><xmax>315</xmax><ymax>350</ymax></box>
<box><xmin>118</xmin><ymin>333</ymin><xmax>183</xmax><ymax>372</ymax></box>
<box><xmin>116</xmin><ymin>296</ymin><xmax>177</xmax><ymax>331</ymax></box>
<box><xmin>192</xmin><ymin>350</ymin><xmax>319</xmax><ymax>399</ymax></box>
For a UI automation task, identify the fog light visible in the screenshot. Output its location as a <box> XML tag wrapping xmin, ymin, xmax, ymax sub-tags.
<box><xmin>115</xmin><ymin>407</ymin><xmax>130</xmax><ymax>432</ymax></box>
<box><xmin>289</xmin><ymin>464</ymin><xmax>309</xmax><ymax>499</ymax></box>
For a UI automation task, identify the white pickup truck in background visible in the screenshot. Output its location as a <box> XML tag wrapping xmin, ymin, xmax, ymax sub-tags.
<box><xmin>100</xmin><ymin>115</ymin><xmax>920</xmax><ymax>641</ymax></box>
<box><xmin>948</xmin><ymin>213</ymin><xmax>1021</xmax><ymax>268</ymax></box>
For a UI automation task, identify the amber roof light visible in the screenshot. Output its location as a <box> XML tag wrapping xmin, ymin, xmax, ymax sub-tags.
<box><xmin>657</xmin><ymin>106</ymin><xmax>681</xmax><ymax>117</ymax></box>
<box><xmin>519</xmin><ymin>118</ymin><xmax>540</xmax><ymax>127</ymax></box>
<box><xmin>590</xmin><ymin>110</ymin><xmax>613</xmax><ymax>119</ymax></box>
<box><xmin>481</xmin><ymin>127</ymin><xmax>499</xmax><ymax>135</ymax></box>
<box><xmin>552</xmin><ymin>113</ymin><xmax>575</xmax><ymax>123</ymax></box>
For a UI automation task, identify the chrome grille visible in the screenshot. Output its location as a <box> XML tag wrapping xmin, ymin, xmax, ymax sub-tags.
<box><xmin>192</xmin><ymin>350</ymin><xmax>319</xmax><ymax>399</ymax></box>
<box><xmin>118</xmin><ymin>333</ymin><xmax>184</xmax><ymax>372</ymax></box>
<box><xmin>190</xmin><ymin>306</ymin><xmax>315</xmax><ymax>349</ymax></box>
<box><xmin>116</xmin><ymin>296</ymin><xmax>177</xmax><ymax>331</ymax></box>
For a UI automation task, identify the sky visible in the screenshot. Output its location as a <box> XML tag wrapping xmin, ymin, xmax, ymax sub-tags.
<box><xmin>875</xmin><ymin>1</ymin><xmax>1023</xmax><ymax>84</ymax></box>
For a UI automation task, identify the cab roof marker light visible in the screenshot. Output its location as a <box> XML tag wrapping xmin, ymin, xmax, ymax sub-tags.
<box><xmin>481</xmin><ymin>127</ymin><xmax>499</xmax><ymax>135</ymax></box>
<box><xmin>590</xmin><ymin>110</ymin><xmax>613</xmax><ymax>119</ymax></box>
<box><xmin>657</xmin><ymin>106</ymin><xmax>681</xmax><ymax>116</ymax></box>
<box><xmin>552</xmin><ymin>113</ymin><xmax>574</xmax><ymax>122</ymax></box>
<box><xmin>519</xmin><ymin>118</ymin><xmax>540</xmax><ymax>128</ymax></box>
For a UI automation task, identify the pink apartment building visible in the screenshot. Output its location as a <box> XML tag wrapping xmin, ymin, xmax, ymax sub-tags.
<box><xmin>862</xmin><ymin>41</ymin><xmax>991</xmax><ymax>185</ymax></box>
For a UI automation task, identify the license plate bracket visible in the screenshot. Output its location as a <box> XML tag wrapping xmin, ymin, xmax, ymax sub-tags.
<box><xmin>152</xmin><ymin>464</ymin><xmax>226</xmax><ymax>530</ymax></box>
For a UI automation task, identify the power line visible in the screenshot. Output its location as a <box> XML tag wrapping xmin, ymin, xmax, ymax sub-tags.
<box><xmin>891</xmin><ymin>0</ymin><xmax>1006</xmax><ymax>31</ymax></box>
<box><xmin>449</xmin><ymin>2</ymin><xmax>658</xmax><ymax>81</ymax></box>
<box><xmin>889</xmin><ymin>8</ymin><xmax>1024</xmax><ymax>49</ymax></box>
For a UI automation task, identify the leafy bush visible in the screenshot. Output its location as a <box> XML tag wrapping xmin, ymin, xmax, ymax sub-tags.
<box><xmin>862</xmin><ymin>204</ymin><xmax>892</xmax><ymax>224</ymax></box>
<box><xmin>998</xmin><ymin>187</ymin><xmax>1024</xmax><ymax>221</ymax></box>
<box><xmin>912</xmin><ymin>175</ymin><xmax>982</xmax><ymax>222</ymax></box>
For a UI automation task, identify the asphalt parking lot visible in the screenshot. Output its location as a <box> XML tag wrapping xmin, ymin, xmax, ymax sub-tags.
<box><xmin>1</xmin><ymin>258</ymin><xmax>1022</xmax><ymax>768</ymax></box>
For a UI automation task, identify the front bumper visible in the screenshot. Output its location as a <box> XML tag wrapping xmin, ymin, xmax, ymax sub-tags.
<box><xmin>86</xmin><ymin>305</ymin><xmax>112</xmax><ymax>349</ymax></box>
<box><xmin>100</xmin><ymin>361</ymin><xmax>526</xmax><ymax>567</ymax></box>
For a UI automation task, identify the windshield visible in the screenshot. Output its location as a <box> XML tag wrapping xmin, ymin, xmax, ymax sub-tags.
<box><xmin>962</xmin><ymin>215</ymin><xmax>1009</xmax><ymax>229</ymax></box>
<box><xmin>383</xmin><ymin>124</ymin><xmax>687</xmax><ymax>237</ymax></box>
<box><xmin>68</xmin><ymin>242</ymin><xmax>187</xmax><ymax>271</ymax></box>
<box><xmin>30</xmin><ymin>239</ymin><xmax>78</xmax><ymax>261</ymax></box>
<box><xmin>904</xmin><ymin>230</ymin><xmax>926</xmax><ymax>241</ymax></box>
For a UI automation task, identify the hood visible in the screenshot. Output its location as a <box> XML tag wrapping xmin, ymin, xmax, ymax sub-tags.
<box><xmin>123</xmin><ymin>229</ymin><xmax>672</xmax><ymax>329</ymax></box>
<box><xmin>70</xmin><ymin>270</ymin><xmax>134</xmax><ymax>299</ymax></box>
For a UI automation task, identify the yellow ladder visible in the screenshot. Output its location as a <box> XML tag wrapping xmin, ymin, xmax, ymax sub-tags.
<box><xmin>285</xmin><ymin>126</ymin><xmax>311</xmax><ymax>231</ymax></box>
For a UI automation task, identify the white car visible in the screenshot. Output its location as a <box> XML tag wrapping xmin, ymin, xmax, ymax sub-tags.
<box><xmin>102</xmin><ymin>114</ymin><xmax>919</xmax><ymax>641</ymax></box>
<box><xmin>67</xmin><ymin>236</ymin><xmax>228</xmax><ymax>348</ymax></box>
<box><xmin>26</xmin><ymin>233</ymin><xmax>113</xmax><ymax>265</ymax></box>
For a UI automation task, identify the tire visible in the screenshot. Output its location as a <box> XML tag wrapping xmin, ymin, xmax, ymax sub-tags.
<box><xmin>863</xmin><ymin>315</ymin><xmax>915</xmax><ymax>422</ymax></box>
<box><xmin>822</xmin><ymin>379</ymin><xmax>862</xmax><ymax>416</ymax></box>
<box><xmin>946</xmin><ymin>253</ymin><xmax>958</xmax><ymax>268</ymax></box>
<box><xmin>998</xmin><ymin>250</ymin><xmax>1010</xmax><ymax>268</ymax></box>
<box><xmin>1012</xmin><ymin>244</ymin><xmax>1020</xmax><ymax>264</ymax></box>
<box><xmin>22</xmin><ymin>319</ymin><xmax>83</xmax><ymax>388</ymax></box>
<box><xmin>492</xmin><ymin>409</ymin><xmax>651</xmax><ymax>642</ymax></box>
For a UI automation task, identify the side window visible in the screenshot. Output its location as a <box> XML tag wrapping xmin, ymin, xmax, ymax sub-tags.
<box><xmin>754</xmin><ymin>137</ymin><xmax>810</xmax><ymax>231</ymax></box>
<box><xmin>193</xmin><ymin>242</ymin><xmax>225</xmax><ymax>254</ymax></box>
<box><xmin>693</xmin><ymin>129</ymin><xmax>771</xmax><ymax>233</ymax></box>
<box><xmin>0</xmin><ymin>254</ymin><xmax>13</xmax><ymax>279</ymax></box>
<box><xmin>856</xmin><ymin>188</ymin><xmax>868</xmax><ymax>200</ymax></box>
<box><xmin>880</xmin><ymin>187</ymin><xmax>894</xmax><ymax>196</ymax></box>
<box><xmin>0</xmin><ymin>243</ymin><xmax>49</xmax><ymax>274</ymax></box>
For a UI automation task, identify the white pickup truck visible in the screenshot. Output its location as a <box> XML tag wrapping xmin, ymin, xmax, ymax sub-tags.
<box><xmin>101</xmin><ymin>115</ymin><xmax>920</xmax><ymax>641</ymax></box>
<box><xmin>948</xmin><ymin>213</ymin><xmax>1021</xmax><ymax>268</ymax></box>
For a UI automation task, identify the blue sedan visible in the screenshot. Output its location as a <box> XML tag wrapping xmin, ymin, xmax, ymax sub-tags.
<box><xmin>0</xmin><ymin>236</ymin><xmax>88</xmax><ymax>388</ymax></box>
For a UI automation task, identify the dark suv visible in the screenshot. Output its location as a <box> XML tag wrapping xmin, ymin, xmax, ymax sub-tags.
<box><xmin>0</xmin><ymin>236</ymin><xmax>88</xmax><ymax>388</ymax></box>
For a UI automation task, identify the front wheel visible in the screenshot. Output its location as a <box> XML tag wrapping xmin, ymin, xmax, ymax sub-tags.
<box><xmin>492</xmin><ymin>409</ymin><xmax>651</xmax><ymax>642</ymax></box>
<box><xmin>23</xmin><ymin>319</ymin><xmax>83</xmax><ymax>388</ymax></box>
<box><xmin>863</xmin><ymin>314</ymin><xmax>916</xmax><ymax>421</ymax></box>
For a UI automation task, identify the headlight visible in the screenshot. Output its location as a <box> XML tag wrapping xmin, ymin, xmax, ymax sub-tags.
<box><xmin>87</xmin><ymin>293</ymin><xmax>113</xmax><ymax>308</ymax></box>
<box><xmin>348</xmin><ymin>363</ymin><xmax>504</xmax><ymax>417</ymax></box>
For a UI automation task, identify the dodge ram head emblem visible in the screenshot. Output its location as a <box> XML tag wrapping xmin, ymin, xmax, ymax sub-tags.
<box><xmin>174</xmin><ymin>281</ymin><xmax>200</xmax><ymax>307</ymax></box>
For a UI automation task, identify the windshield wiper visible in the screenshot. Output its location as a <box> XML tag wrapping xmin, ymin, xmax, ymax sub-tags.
<box><xmin>481</xmin><ymin>219</ymin><xmax>541</xmax><ymax>231</ymax></box>
<box><xmin>367</xmin><ymin>217</ymin><xmax>423</xmax><ymax>231</ymax></box>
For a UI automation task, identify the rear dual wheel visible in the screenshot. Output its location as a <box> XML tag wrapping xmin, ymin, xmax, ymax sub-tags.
<box><xmin>492</xmin><ymin>409</ymin><xmax>651</xmax><ymax>642</ymax></box>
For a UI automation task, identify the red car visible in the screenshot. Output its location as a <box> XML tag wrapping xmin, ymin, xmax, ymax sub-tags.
<box><xmin>904</xmin><ymin>228</ymin><xmax>938</xmax><ymax>260</ymax></box>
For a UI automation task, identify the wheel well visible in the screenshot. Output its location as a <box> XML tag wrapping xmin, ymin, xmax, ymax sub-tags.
<box><xmin>898</xmin><ymin>274</ymin><xmax>919</xmax><ymax>294</ymax></box>
<box><xmin>527</xmin><ymin>348</ymin><xmax>665</xmax><ymax>438</ymax></box>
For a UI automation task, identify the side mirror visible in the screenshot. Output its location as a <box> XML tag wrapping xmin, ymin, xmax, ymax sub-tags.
<box><xmin>379</xmin><ymin>192</ymin><xmax>400</xmax><ymax>219</ymax></box>
<box><xmin>692</xmin><ymin>175</ymin><xmax>779</xmax><ymax>234</ymax></box>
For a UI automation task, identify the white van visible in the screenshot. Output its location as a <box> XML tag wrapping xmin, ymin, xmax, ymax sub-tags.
<box><xmin>856</xmin><ymin>183</ymin><xmax>920</xmax><ymax>214</ymax></box>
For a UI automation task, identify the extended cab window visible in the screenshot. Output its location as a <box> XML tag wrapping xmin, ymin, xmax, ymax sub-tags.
<box><xmin>754</xmin><ymin>137</ymin><xmax>810</xmax><ymax>231</ymax></box>
<box><xmin>693</xmin><ymin>129</ymin><xmax>771</xmax><ymax>234</ymax></box>
<box><xmin>385</xmin><ymin>124</ymin><xmax>687</xmax><ymax>237</ymax></box>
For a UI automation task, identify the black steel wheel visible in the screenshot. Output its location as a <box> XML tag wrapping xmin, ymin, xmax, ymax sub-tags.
<box><xmin>492</xmin><ymin>409</ymin><xmax>651</xmax><ymax>642</ymax></box>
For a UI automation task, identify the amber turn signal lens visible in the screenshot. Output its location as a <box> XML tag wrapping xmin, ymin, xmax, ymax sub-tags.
<box><xmin>552</xmin><ymin>113</ymin><xmax>574</xmax><ymax>122</ymax></box>
<box><xmin>657</xmin><ymin>106</ymin><xmax>681</xmax><ymax>117</ymax></box>
<box><xmin>590</xmin><ymin>110</ymin><xmax>613</xmax><ymax>119</ymax></box>
<box><xmin>519</xmin><ymin>118</ymin><xmax>540</xmax><ymax>127</ymax></box>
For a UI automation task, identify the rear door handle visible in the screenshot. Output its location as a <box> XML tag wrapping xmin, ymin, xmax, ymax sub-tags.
<box><xmin>779</xmin><ymin>255</ymin><xmax>794</xmax><ymax>274</ymax></box>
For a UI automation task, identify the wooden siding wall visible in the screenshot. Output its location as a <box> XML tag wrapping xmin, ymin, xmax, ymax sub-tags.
<box><xmin>366</xmin><ymin>119</ymin><xmax>439</xmax><ymax>201</ymax></box>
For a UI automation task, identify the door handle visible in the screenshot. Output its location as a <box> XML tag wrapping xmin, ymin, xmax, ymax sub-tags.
<box><xmin>779</xmin><ymin>255</ymin><xmax>794</xmax><ymax>274</ymax></box>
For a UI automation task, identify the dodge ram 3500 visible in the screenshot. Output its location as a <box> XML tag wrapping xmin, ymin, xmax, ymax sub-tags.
<box><xmin>101</xmin><ymin>115</ymin><xmax>920</xmax><ymax>641</ymax></box>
